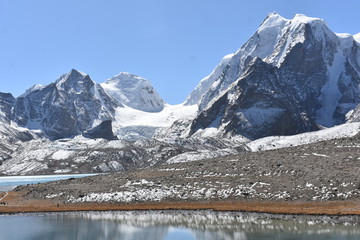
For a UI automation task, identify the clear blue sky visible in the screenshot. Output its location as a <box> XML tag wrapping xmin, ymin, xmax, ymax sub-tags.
<box><xmin>1</xmin><ymin>0</ymin><xmax>360</xmax><ymax>104</ymax></box>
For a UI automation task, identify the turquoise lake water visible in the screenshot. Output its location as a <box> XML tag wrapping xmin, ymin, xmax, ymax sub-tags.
<box><xmin>1</xmin><ymin>175</ymin><xmax>360</xmax><ymax>239</ymax></box>
<box><xmin>0</xmin><ymin>174</ymin><xmax>97</xmax><ymax>192</ymax></box>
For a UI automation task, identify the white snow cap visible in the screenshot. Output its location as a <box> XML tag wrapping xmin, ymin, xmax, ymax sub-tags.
<box><xmin>258</xmin><ymin>12</ymin><xmax>288</xmax><ymax>32</ymax></box>
<box><xmin>354</xmin><ymin>33</ymin><xmax>360</xmax><ymax>43</ymax></box>
<box><xmin>258</xmin><ymin>13</ymin><xmax>326</xmax><ymax>34</ymax></box>
<box><xmin>291</xmin><ymin>13</ymin><xmax>325</xmax><ymax>25</ymax></box>
<box><xmin>101</xmin><ymin>72</ymin><xmax>165</xmax><ymax>112</ymax></box>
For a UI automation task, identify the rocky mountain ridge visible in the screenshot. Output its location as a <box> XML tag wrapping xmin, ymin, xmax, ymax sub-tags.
<box><xmin>13</xmin><ymin>69</ymin><xmax>117</xmax><ymax>140</ymax></box>
<box><xmin>6</xmin><ymin>69</ymin><xmax>169</xmax><ymax>141</ymax></box>
<box><xmin>182</xmin><ymin>13</ymin><xmax>360</xmax><ymax>139</ymax></box>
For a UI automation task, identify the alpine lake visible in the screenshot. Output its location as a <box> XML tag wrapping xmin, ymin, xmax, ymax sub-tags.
<box><xmin>1</xmin><ymin>175</ymin><xmax>360</xmax><ymax>240</ymax></box>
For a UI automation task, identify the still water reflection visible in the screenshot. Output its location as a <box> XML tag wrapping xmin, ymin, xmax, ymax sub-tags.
<box><xmin>0</xmin><ymin>210</ymin><xmax>360</xmax><ymax>240</ymax></box>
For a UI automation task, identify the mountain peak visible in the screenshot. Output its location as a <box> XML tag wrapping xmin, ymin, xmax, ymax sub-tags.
<box><xmin>56</xmin><ymin>69</ymin><xmax>94</xmax><ymax>90</ymax></box>
<box><xmin>259</xmin><ymin>13</ymin><xmax>327</xmax><ymax>34</ymax></box>
<box><xmin>287</xmin><ymin>14</ymin><xmax>330</xmax><ymax>38</ymax></box>
<box><xmin>259</xmin><ymin>12</ymin><xmax>288</xmax><ymax>31</ymax></box>
<box><xmin>101</xmin><ymin>72</ymin><xmax>164</xmax><ymax>112</ymax></box>
<box><xmin>67</xmin><ymin>69</ymin><xmax>88</xmax><ymax>79</ymax></box>
<box><xmin>105</xmin><ymin>72</ymin><xmax>144</xmax><ymax>85</ymax></box>
<box><xmin>115</xmin><ymin>71</ymin><xmax>137</xmax><ymax>78</ymax></box>
<box><xmin>13</xmin><ymin>69</ymin><xmax>117</xmax><ymax>140</ymax></box>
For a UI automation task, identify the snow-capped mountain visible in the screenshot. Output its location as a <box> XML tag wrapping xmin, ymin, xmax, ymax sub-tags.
<box><xmin>185</xmin><ymin>13</ymin><xmax>360</xmax><ymax>139</ymax></box>
<box><xmin>186</xmin><ymin>13</ymin><xmax>288</xmax><ymax>110</ymax></box>
<box><xmin>5</xmin><ymin>69</ymin><xmax>196</xmax><ymax>142</ymax></box>
<box><xmin>101</xmin><ymin>72</ymin><xmax>164</xmax><ymax>112</ymax></box>
<box><xmin>13</xmin><ymin>69</ymin><xmax>118</xmax><ymax>140</ymax></box>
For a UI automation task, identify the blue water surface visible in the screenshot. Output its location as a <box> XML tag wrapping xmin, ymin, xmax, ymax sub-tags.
<box><xmin>0</xmin><ymin>174</ymin><xmax>97</xmax><ymax>192</ymax></box>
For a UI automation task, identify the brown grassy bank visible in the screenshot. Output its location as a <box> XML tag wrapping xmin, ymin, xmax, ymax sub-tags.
<box><xmin>1</xmin><ymin>190</ymin><xmax>360</xmax><ymax>216</ymax></box>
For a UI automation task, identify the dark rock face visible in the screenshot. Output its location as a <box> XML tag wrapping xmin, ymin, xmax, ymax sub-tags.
<box><xmin>190</xmin><ymin>57</ymin><xmax>320</xmax><ymax>139</ymax></box>
<box><xmin>0</xmin><ymin>92</ymin><xmax>15</xmax><ymax>123</ymax></box>
<box><xmin>0</xmin><ymin>92</ymin><xmax>36</xmax><ymax>142</ymax></box>
<box><xmin>13</xmin><ymin>70</ymin><xmax>118</xmax><ymax>140</ymax></box>
<box><xmin>0</xmin><ymin>93</ymin><xmax>37</xmax><ymax>162</ymax></box>
<box><xmin>82</xmin><ymin>120</ymin><xmax>118</xmax><ymax>140</ymax></box>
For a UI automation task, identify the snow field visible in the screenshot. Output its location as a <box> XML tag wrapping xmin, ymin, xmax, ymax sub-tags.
<box><xmin>247</xmin><ymin>122</ymin><xmax>360</xmax><ymax>151</ymax></box>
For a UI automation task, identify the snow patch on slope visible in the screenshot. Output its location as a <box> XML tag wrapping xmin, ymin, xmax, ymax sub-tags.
<box><xmin>113</xmin><ymin>104</ymin><xmax>197</xmax><ymax>128</ymax></box>
<box><xmin>254</xmin><ymin>12</ymin><xmax>289</xmax><ymax>59</ymax></box>
<box><xmin>237</xmin><ymin>107</ymin><xmax>285</xmax><ymax>127</ymax></box>
<box><xmin>316</xmin><ymin>51</ymin><xmax>345</xmax><ymax>127</ymax></box>
<box><xmin>166</xmin><ymin>148</ymin><xmax>238</xmax><ymax>164</ymax></box>
<box><xmin>52</xmin><ymin>150</ymin><xmax>76</xmax><ymax>160</ymax></box>
<box><xmin>247</xmin><ymin>122</ymin><xmax>360</xmax><ymax>151</ymax></box>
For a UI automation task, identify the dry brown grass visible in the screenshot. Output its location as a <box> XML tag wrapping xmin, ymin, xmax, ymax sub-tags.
<box><xmin>1</xmin><ymin>190</ymin><xmax>360</xmax><ymax>215</ymax></box>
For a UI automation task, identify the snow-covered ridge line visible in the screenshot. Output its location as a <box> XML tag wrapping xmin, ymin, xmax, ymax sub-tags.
<box><xmin>185</xmin><ymin>53</ymin><xmax>234</xmax><ymax>105</ymax></box>
<box><xmin>354</xmin><ymin>33</ymin><xmax>360</xmax><ymax>43</ymax></box>
<box><xmin>247</xmin><ymin>122</ymin><xmax>360</xmax><ymax>152</ymax></box>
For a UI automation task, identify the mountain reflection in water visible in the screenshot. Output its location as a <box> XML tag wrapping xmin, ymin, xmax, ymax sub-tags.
<box><xmin>1</xmin><ymin>210</ymin><xmax>360</xmax><ymax>240</ymax></box>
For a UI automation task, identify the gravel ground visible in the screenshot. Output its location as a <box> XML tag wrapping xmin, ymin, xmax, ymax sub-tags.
<box><xmin>16</xmin><ymin>134</ymin><xmax>360</xmax><ymax>205</ymax></box>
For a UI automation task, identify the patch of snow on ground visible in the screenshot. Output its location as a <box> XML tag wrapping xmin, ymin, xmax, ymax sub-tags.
<box><xmin>68</xmin><ymin>180</ymin><xmax>294</xmax><ymax>204</ymax></box>
<box><xmin>166</xmin><ymin>149</ymin><xmax>238</xmax><ymax>164</ymax></box>
<box><xmin>54</xmin><ymin>169</ymin><xmax>72</xmax><ymax>173</ymax></box>
<box><xmin>51</xmin><ymin>150</ymin><xmax>75</xmax><ymax>160</ymax></box>
<box><xmin>192</xmin><ymin>128</ymin><xmax>220</xmax><ymax>138</ymax></box>
<box><xmin>312</xmin><ymin>153</ymin><xmax>329</xmax><ymax>158</ymax></box>
<box><xmin>247</xmin><ymin>122</ymin><xmax>360</xmax><ymax>151</ymax></box>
